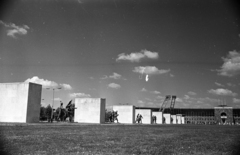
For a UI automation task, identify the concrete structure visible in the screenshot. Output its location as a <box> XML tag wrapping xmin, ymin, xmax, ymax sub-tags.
<box><xmin>214</xmin><ymin>107</ymin><xmax>233</xmax><ymax>125</ymax></box>
<box><xmin>163</xmin><ymin>113</ymin><xmax>171</xmax><ymax>124</ymax></box>
<box><xmin>177</xmin><ymin>114</ymin><xmax>182</xmax><ymax>124</ymax></box>
<box><xmin>113</xmin><ymin>105</ymin><xmax>135</xmax><ymax>124</ymax></box>
<box><xmin>135</xmin><ymin>109</ymin><xmax>152</xmax><ymax>124</ymax></box>
<box><xmin>171</xmin><ymin>115</ymin><xmax>177</xmax><ymax>124</ymax></box>
<box><xmin>152</xmin><ymin>112</ymin><xmax>163</xmax><ymax>124</ymax></box>
<box><xmin>74</xmin><ymin>98</ymin><xmax>105</xmax><ymax>123</ymax></box>
<box><xmin>0</xmin><ymin>82</ymin><xmax>42</xmax><ymax>123</ymax></box>
<box><xmin>136</xmin><ymin>106</ymin><xmax>240</xmax><ymax>125</ymax></box>
<box><xmin>181</xmin><ymin>116</ymin><xmax>185</xmax><ymax>124</ymax></box>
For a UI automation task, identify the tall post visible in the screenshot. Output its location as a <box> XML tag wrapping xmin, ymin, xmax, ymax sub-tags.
<box><xmin>51</xmin><ymin>88</ymin><xmax>55</xmax><ymax>122</ymax></box>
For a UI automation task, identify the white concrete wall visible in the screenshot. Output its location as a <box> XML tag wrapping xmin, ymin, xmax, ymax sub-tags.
<box><xmin>181</xmin><ymin>116</ymin><xmax>185</xmax><ymax>124</ymax></box>
<box><xmin>0</xmin><ymin>82</ymin><xmax>42</xmax><ymax>123</ymax></box>
<box><xmin>171</xmin><ymin>115</ymin><xmax>177</xmax><ymax>124</ymax></box>
<box><xmin>113</xmin><ymin>105</ymin><xmax>135</xmax><ymax>124</ymax></box>
<box><xmin>152</xmin><ymin>112</ymin><xmax>163</xmax><ymax>124</ymax></box>
<box><xmin>74</xmin><ymin>98</ymin><xmax>105</xmax><ymax>124</ymax></box>
<box><xmin>177</xmin><ymin>114</ymin><xmax>182</xmax><ymax>124</ymax></box>
<box><xmin>163</xmin><ymin>113</ymin><xmax>171</xmax><ymax>124</ymax></box>
<box><xmin>135</xmin><ymin>109</ymin><xmax>152</xmax><ymax>124</ymax></box>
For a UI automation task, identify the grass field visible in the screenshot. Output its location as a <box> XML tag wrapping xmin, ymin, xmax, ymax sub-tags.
<box><xmin>0</xmin><ymin>123</ymin><xmax>240</xmax><ymax>155</ymax></box>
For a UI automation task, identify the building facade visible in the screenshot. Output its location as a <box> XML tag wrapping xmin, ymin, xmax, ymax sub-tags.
<box><xmin>136</xmin><ymin>106</ymin><xmax>240</xmax><ymax>125</ymax></box>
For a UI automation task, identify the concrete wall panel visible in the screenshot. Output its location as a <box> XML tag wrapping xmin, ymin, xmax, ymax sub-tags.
<box><xmin>152</xmin><ymin>112</ymin><xmax>163</xmax><ymax>124</ymax></box>
<box><xmin>113</xmin><ymin>105</ymin><xmax>135</xmax><ymax>124</ymax></box>
<box><xmin>181</xmin><ymin>117</ymin><xmax>185</xmax><ymax>124</ymax></box>
<box><xmin>163</xmin><ymin>113</ymin><xmax>171</xmax><ymax>124</ymax></box>
<box><xmin>177</xmin><ymin>114</ymin><xmax>182</xmax><ymax>124</ymax></box>
<box><xmin>135</xmin><ymin>109</ymin><xmax>152</xmax><ymax>124</ymax></box>
<box><xmin>0</xmin><ymin>82</ymin><xmax>42</xmax><ymax>123</ymax></box>
<box><xmin>74</xmin><ymin>98</ymin><xmax>105</xmax><ymax>123</ymax></box>
<box><xmin>171</xmin><ymin>115</ymin><xmax>177</xmax><ymax>124</ymax></box>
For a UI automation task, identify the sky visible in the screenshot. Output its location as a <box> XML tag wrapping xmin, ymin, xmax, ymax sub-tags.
<box><xmin>0</xmin><ymin>0</ymin><xmax>240</xmax><ymax>109</ymax></box>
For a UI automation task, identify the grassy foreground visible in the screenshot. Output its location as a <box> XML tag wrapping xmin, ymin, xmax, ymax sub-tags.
<box><xmin>0</xmin><ymin>124</ymin><xmax>240</xmax><ymax>155</ymax></box>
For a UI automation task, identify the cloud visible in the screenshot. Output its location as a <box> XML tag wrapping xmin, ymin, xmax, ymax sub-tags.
<box><xmin>60</xmin><ymin>84</ymin><xmax>72</xmax><ymax>90</ymax></box>
<box><xmin>141</xmin><ymin>88</ymin><xmax>147</xmax><ymax>92</ymax></box>
<box><xmin>69</xmin><ymin>93</ymin><xmax>91</xmax><ymax>98</ymax></box>
<box><xmin>108</xmin><ymin>72</ymin><xmax>122</xmax><ymax>79</ymax></box>
<box><xmin>208</xmin><ymin>88</ymin><xmax>237</xmax><ymax>96</ymax></box>
<box><xmin>101</xmin><ymin>72</ymin><xmax>123</xmax><ymax>80</ymax></box>
<box><xmin>233</xmin><ymin>98</ymin><xmax>240</xmax><ymax>103</ymax></box>
<box><xmin>215</xmin><ymin>82</ymin><xmax>224</xmax><ymax>87</ymax></box>
<box><xmin>89</xmin><ymin>77</ymin><xmax>94</xmax><ymax>80</ymax></box>
<box><xmin>25</xmin><ymin>76</ymin><xmax>72</xmax><ymax>90</ymax></box>
<box><xmin>170</xmin><ymin>74</ymin><xmax>175</xmax><ymax>77</ymax></box>
<box><xmin>150</xmin><ymin>91</ymin><xmax>161</xmax><ymax>94</ymax></box>
<box><xmin>0</xmin><ymin>20</ymin><xmax>30</xmax><ymax>38</ymax></box>
<box><xmin>217</xmin><ymin>50</ymin><xmax>240</xmax><ymax>77</ymax></box>
<box><xmin>226</xmin><ymin>83</ymin><xmax>236</xmax><ymax>87</ymax></box>
<box><xmin>133</xmin><ymin>66</ymin><xmax>170</xmax><ymax>75</ymax></box>
<box><xmin>187</xmin><ymin>91</ymin><xmax>197</xmax><ymax>96</ymax></box>
<box><xmin>108</xmin><ymin>83</ymin><xmax>121</xmax><ymax>89</ymax></box>
<box><xmin>116</xmin><ymin>49</ymin><xmax>158</xmax><ymax>62</ymax></box>
<box><xmin>25</xmin><ymin>76</ymin><xmax>58</xmax><ymax>88</ymax></box>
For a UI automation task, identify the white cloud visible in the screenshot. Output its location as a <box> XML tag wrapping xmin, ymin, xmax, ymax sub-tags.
<box><xmin>0</xmin><ymin>20</ymin><xmax>30</xmax><ymax>38</ymax></box>
<box><xmin>141</xmin><ymin>88</ymin><xmax>147</xmax><ymax>92</ymax></box>
<box><xmin>218</xmin><ymin>50</ymin><xmax>240</xmax><ymax>77</ymax></box>
<box><xmin>208</xmin><ymin>88</ymin><xmax>237</xmax><ymax>96</ymax></box>
<box><xmin>233</xmin><ymin>98</ymin><xmax>240</xmax><ymax>103</ymax></box>
<box><xmin>116</xmin><ymin>49</ymin><xmax>158</xmax><ymax>62</ymax></box>
<box><xmin>25</xmin><ymin>76</ymin><xmax>58</xmax><ymax>88</ymax></box>
<box><xmin>187</xmin><ymin>91</ymin><xmax>197</xmax><ymax>96</ymax></box>
<box><xmin>109</xmin><ymin>72</ymin><xmax>122</xmax><ymax>79</ymax></box>
<box><xmin>108</xmin><ymin>83</ymin><xmax>121</xmax><ymax>89</ymax></box>
<box><xmin>215</xmin><ymin>82</ymin><xmax>224</xmax><ymax>87</ymax></box>
<box><xmin>156</xmin><ymin>95</ymin><xmax>165</xmax><ymax>100</ymax></box>
<box><xmin>101</xmin><ymin>72</ymin><xmax>123</xmax><ymax>80</ymax></box>
<box><xmin>60</xmin><ymin>84</ymin><xmax>72</xmax><ymax>90</ymax></box>
<box><xmin>69</xmin><ymin>93</ymin><xmax>91</xmax><ymax>98</ymax></box>
<box><xmin>25</xmin><ymin>76</ymin><xmax>72</xmax><ymax>90</ymax></box>
<box><xmin>170</xmin><ymin>74</ymin><xmax>175</xmax><ymax>77</ymax></box>
<box><xmin>151</xmin><ymin>91</ymin><xmax>161</xmax><ymax>94</ymax></box>
<box><xmin>138</xmin><ymin>100</ymin><xmax>144</xmax><ymax>104</ymax></box>
<box><xmin>133</xmin><ymin>66</ymin><xmax>170</xmax><ymax>75</ymax></box>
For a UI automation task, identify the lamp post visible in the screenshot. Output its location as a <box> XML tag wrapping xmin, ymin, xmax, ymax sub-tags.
<box><xmin>46</xmin><ymin>87</ymin><xmax>62</xmax><ymax>122</ymax></box>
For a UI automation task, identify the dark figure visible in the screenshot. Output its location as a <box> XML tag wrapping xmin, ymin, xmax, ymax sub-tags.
<box><xmin>66</xmin><ymin>100</ymin><xmax>76</xmax><ymax>122</ymax></box>
<box><xmin>152</xmin><ymin>115</ymin><xmax>157</xmax><ymax>124</ymax></box>
<box><xmin>139</xmin><ymin>114</ymin><xmax>143</xmax><ymax>123</ymax></box>
<box><xmin>136</xmin><ymin>114</ymin><xmax>143</xmax><ymax>124</ymax></box>
<box><xmin>112</xmin><ymin>111</ymin><xmax>119</xmax><ymax>123</ymax></box>
<box><xmin>163</xmin><ymin>117</ymin><xmax>166</xmax><ymax>124</ymax></box>
<box><xmin>136</xmin><ymin>114</ymin><xmax>140</xmax><ymax>123</ymax></box>
<box><xmin>57</xmin><ymin>102</ymin><xmax>64</xmax><ymax>121</ymax></box>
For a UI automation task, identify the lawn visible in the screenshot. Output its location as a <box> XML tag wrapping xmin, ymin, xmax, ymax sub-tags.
<box><xmin>0</xmin><ymin>123</ymin><xmax>240</xmax><ymax>155</ymax></box>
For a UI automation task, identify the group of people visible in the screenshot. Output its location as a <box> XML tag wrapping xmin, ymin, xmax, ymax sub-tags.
<box><xmin>136</xmin><ymin>114</ymin><xmax>143</xmax><ymax>123</ymax></box>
